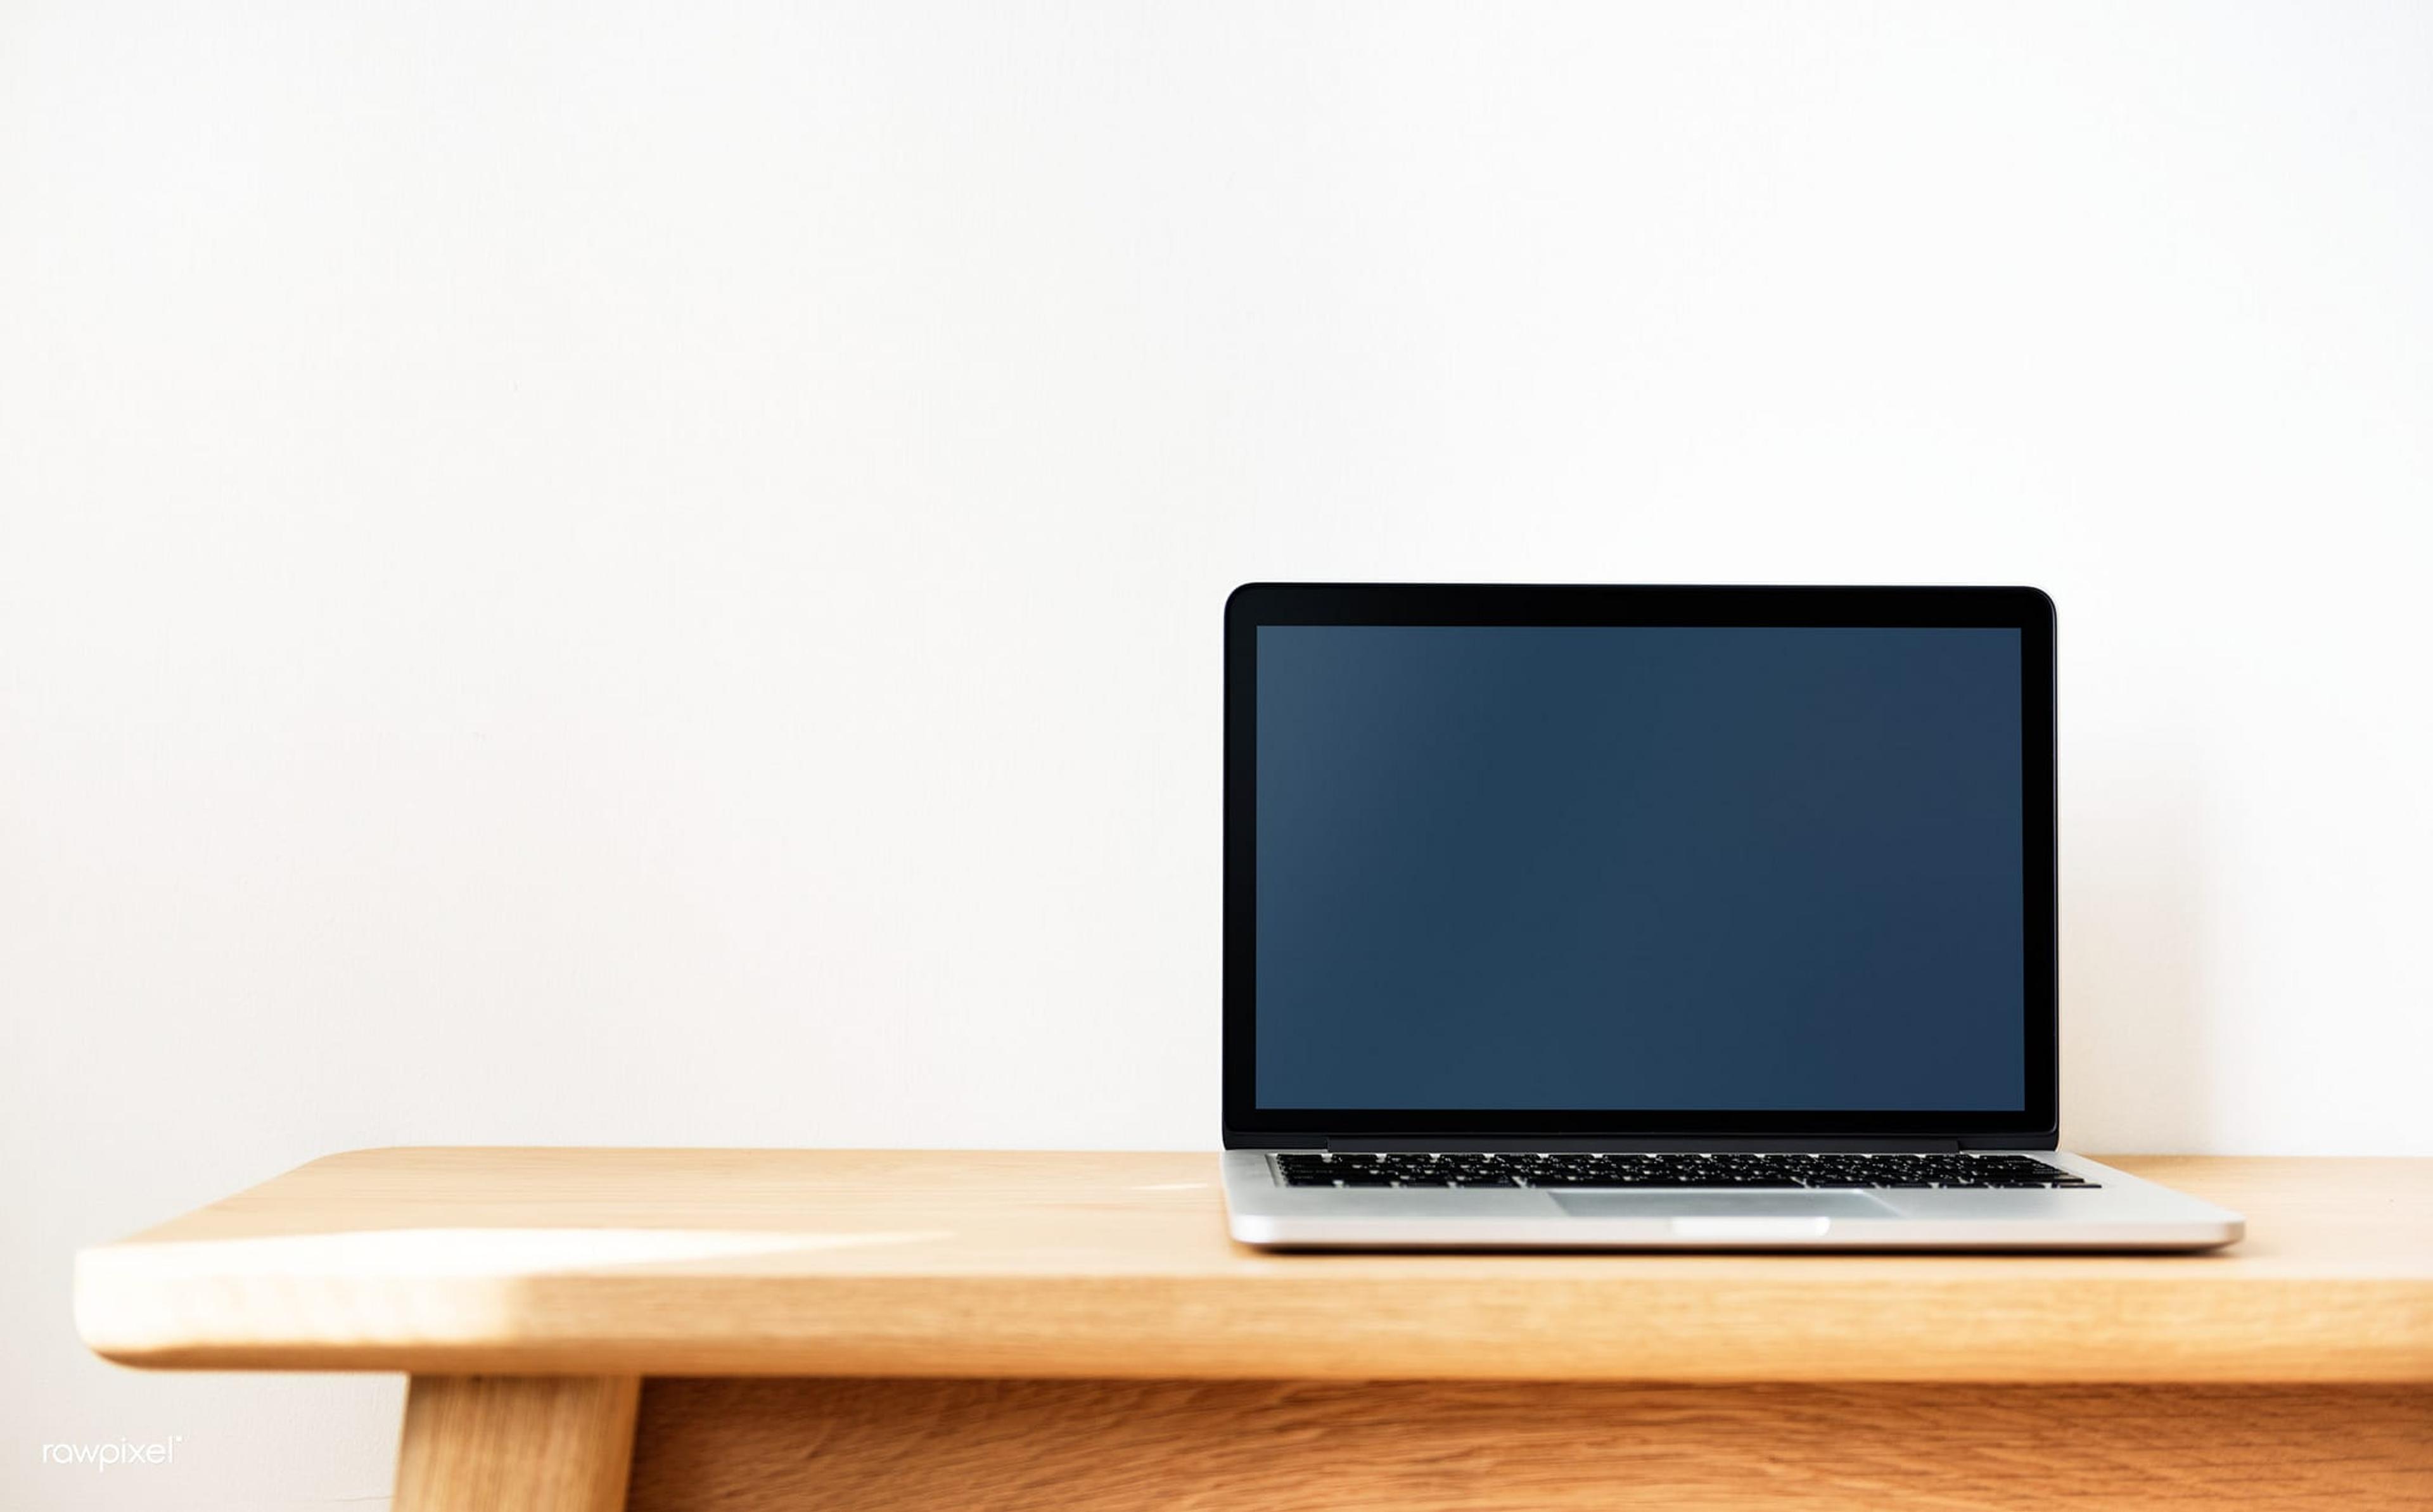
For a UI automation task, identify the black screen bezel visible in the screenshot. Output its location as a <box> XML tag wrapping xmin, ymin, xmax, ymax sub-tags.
<box><xmin>1222</xmin><ymin>583</ymin><xmax>2059</xmax><ymax>1150</ymax></box>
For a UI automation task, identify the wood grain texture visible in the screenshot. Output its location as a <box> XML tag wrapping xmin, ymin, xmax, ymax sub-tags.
<box><xmin>73</xmin><ymin>1149</ymin><xmax>2433</xmax><ymax>1382</ymax></box>
<box><xmin>392</xmin><ymin>1374</ymin><xmax>638</xmax><ymax>1512</ymax></box>
<box><xmin>625</xmin><ymin>1377</ymin><xmax>2433</xmax><ymax>1511</ymax></box>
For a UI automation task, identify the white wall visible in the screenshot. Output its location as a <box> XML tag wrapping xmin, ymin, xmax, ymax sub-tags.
<box><xmin>4</xmin><ymin>1</ymin><xmax>2428</xmax><ymax>1506</ymax></box>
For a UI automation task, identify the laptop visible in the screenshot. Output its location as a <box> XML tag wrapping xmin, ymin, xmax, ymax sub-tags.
<box><xmin>1219</xmin><ymin>584</ymin><xmax>2242</xmax><ymax>1250</ymax></box>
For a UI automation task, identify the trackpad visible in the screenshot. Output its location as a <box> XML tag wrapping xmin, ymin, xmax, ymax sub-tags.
<box><xmin>1551</xmin><ymin>1191</ymin><xmax>1898</xmax><ymax>1221</ymax></box>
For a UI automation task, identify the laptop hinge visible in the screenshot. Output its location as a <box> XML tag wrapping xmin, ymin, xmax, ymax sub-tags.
<box><xmin>1323</xmin><ymin>1136</ymin><xmax>1969</xmax><ymax>1153</ymax></box>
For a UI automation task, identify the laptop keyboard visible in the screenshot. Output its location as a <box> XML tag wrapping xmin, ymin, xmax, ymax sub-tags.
<box><xmin>1275</xmin><ymin>1152</ymin><xmax>2097</xmax><ymax>1190</ymax></box>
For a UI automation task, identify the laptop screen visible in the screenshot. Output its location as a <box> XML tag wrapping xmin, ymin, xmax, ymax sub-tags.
<box><xmin>1252</xmin><ymin>623</ymin><xmax>2027</xmax><ymax>1114</ymax></box>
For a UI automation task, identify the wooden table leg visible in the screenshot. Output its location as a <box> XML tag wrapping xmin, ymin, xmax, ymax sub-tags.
<box><xmin>394</xmin><ymin>1375</ymin><xmax>640</xmax><ymax>1512</ymax></box>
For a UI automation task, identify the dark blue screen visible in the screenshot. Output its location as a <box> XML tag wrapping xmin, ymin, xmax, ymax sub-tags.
<box><xmin>1255</xmin><ymin>625</ymin><xmax>2026</xmax><ymax>1110</ymax></box>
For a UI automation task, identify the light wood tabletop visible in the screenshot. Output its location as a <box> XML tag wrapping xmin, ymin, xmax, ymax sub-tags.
<box><xmin>75</xmin><ymin>1148</ymin><xmax>2433</xmax><ymax>1380</ymax></box>
<box><xmin>75</xmin><ymin>1150</ymin><xmax>2433</xmax><ymax>1511</ymax></box>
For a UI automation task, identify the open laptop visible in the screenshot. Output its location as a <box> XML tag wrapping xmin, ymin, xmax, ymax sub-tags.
<box><xmin>1220</xmin><ymin>584</ymin><xmax>2242</xmax><ymax>1250</ymax></box>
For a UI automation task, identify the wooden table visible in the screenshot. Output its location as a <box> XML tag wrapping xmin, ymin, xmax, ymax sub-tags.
<box><xmin>75</xmin><ymin>1150</ymin><xmax>2433</xmax><ymax>1510</ymax></box>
